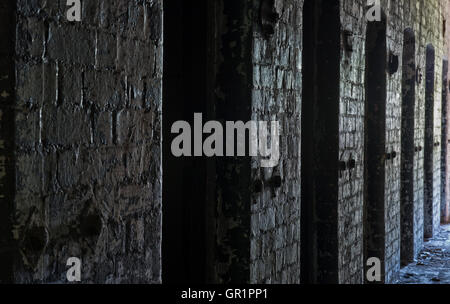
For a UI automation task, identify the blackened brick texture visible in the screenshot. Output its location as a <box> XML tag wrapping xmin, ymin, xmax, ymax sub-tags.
<box><xmin>5</xmin><ymin>0</ymin><xmax>450</xmax><ymax>284</ymax></box>
<box><xmin>0</xmin><ymin>0</ymin><xmax>17</xmax><ymax>284</ymax></box>
<box><xmin>250</xmin><ymin>0</ymin><xmax>302</xmax><ymax>284</ymax></box>
<box><xmin>11</xmin><ymin>0</ymin><xmax>162</xmax><ymax>283</ymax></box>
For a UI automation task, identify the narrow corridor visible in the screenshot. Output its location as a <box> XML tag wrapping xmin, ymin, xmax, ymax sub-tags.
<box><xmin>398</xmin><ymin>225</ymin><xmax>450</xmax><ymax>284</ymax></box>
<box><xmin>5</xmin><ymin>0</ymin><xmax>450</xmax><ymax>284</ymax></box>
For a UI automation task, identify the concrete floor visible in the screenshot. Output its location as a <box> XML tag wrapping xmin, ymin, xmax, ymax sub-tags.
<box><xmin>397</xmin><ymin>225</ymin><xmax>450</xmax><ymax>284</ymax></box>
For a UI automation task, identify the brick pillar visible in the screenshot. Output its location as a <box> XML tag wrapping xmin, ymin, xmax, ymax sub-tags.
<box><xmin>364</xmin><ymin>13</ymin><xmax>387</xmax><ymax>283</ymax></box>
<box><xmin>212</xmin><ymin>0</ymin><xmax>253</xmax><ymax>283</ymax></box>
<box><xmin>442</xmin><ymin>60</ymin><xmax>449</xmax><ymax>224</ymax></box>
<box><xmin>301</xmin><ymin>0</ymin><xmax>341</xmax><ymax>284</ymax></box>
<box><xmin>0</xmin><ymin>0</ymin><xmax>16</xmax><ymax>283</ymax></box>
<box><xmin>401</xmin><ymin>28</ymin><xmax>416</xmax><ymax>265</ymax></box>
<box><xmin>444</xmin><ymin>4</ymin><xmax>450</xmax><ymax>224</ymax></box>
<box><xmin>424</xmin><ymin>45</ymin><xmax>436</xmax><ymax>238</ymax></box>
<box><xmin>10</xmin><ymin>0</ymin><xmax>163</xmax><ymax>283</ymax></box>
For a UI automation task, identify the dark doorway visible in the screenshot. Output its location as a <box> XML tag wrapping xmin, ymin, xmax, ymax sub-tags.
<box><xmin>424</xmin><ymin>44</ymin><xmax>435</xmax><ymax>238</ymax></box>
<box><xmin>441</xmin><ymin>59</ymin><xmax>448</xmax><ymax>224</ymax></box>
<box><xmin>162</xmin><ymin>0</ymin><xmax>209</xmax><ymax>283</ymax></box>
<box><xmin>301</xmin><ymin>0</ymin><xmax>341</xmax><ymax>284</ymax></box>
<box><xmin>363</xmin><ymin>13</ymin><xmax>387</xmax><ymax>283</ymax></box>
<box><xmin>400</xmin><ymin>28</ymin><xmax>416</xmax><ymax>266</ymax></box>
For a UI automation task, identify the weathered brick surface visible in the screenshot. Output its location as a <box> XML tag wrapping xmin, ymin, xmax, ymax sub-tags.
<box><xmin>208</xmin><ymin>0</ymin><xmax>253</xmax><ymax>283</ymax></box>
<box><xmin>444</xmin><ymin>3</ymin><xmax>450</xmax><ymax>224</ymax></box>
<box><xmin>4</xmin><ymin>0</ymin><xmax>450</xmax><ymax>284</ymax></box>
<box><xmin>338</xmin><ymin>0</ymin><xmax>366</xmax><ymax>284</ymax></box>
<box><xmin>214</xmin><ymin>0</ymin><xmax>448</xmax><ymax>284</ymax></box>
<box><xmin>385</xmin><ymin>0</ymin><xmax>444</xmax><ymax>283</ymax></box>
<box><xmin>250</xmin><ymin>0</ymin><xmax>302</xmax><ymax>284</ymax></box>
<box><xmin>11</xmin><ymin>0</ymin><xmax>162</xmax><ymax>283</ymax></box>
<box><xmin>338</xmin><ymin>0</ymin><xmax>445</xmax><ymax>283</ymax></box>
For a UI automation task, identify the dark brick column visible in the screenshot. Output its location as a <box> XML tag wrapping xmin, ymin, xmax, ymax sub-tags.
<box><xmin>400</xmin><ymin>28</ymin><xmax>416</xmax><ymax>266</ymax></box>
<box><xmin>10</xmin><ymin>0</ymin><xmax>163</xmax><ymax>283</ymax></box>
<box><xmin>301</xmin><ymin>0</ymin><xmax>341</xmax><ymax>284</ymax></box>
<box><xmin>364</xmin><ymin>14</ymin><xmax>387</xmax><ymax>283</ymax></box>
<box><xmin>212</xmin><ymin>0</ymin><xmax>253</xmax><ymax>283</ymax></box>
<box><xmin>441</xmin><ymin>60</ymin><xmax>449</xmax><ymax>224</ymax></box>
<box><xmin>0</xmin><ymin>0</ymin><xmax>16</xmax><ymax>284</ymax></box>
<box><xmin>424</xmin><ymin>44</ymin><xmax>435</xmax><ymax>238</ymax></box>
